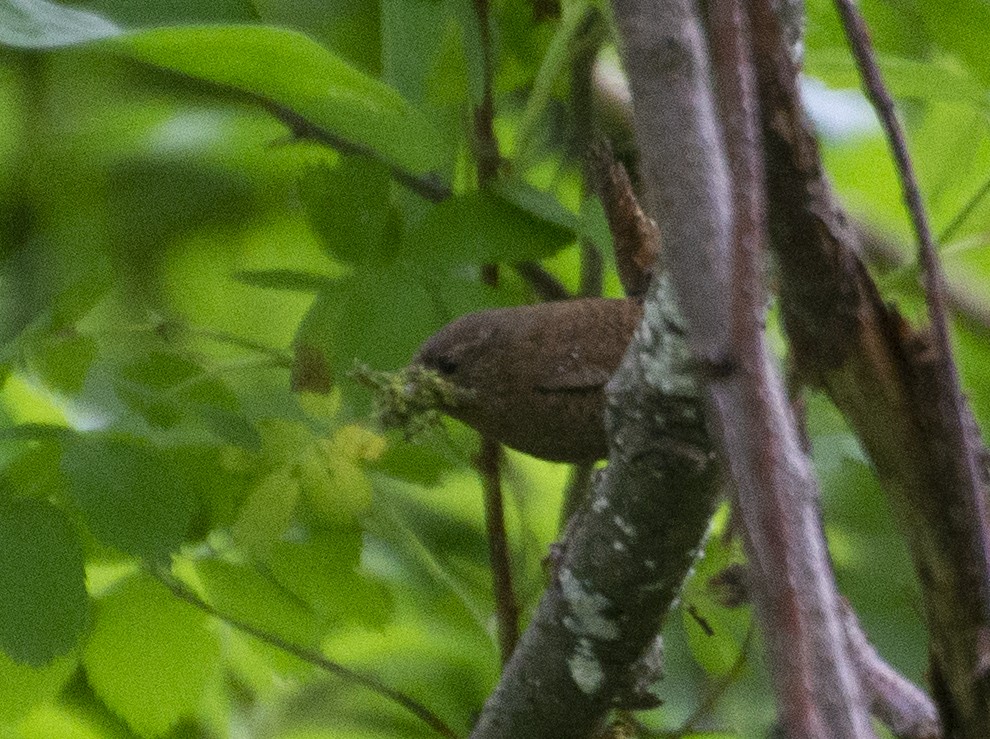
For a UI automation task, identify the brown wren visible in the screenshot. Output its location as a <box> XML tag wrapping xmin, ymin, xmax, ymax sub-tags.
<box><xmin>413</xmin><ymin>297</ymin><xmax>643</xmax><ymax>463</ymax></box>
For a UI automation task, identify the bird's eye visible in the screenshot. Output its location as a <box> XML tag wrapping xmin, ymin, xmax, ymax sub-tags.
<box><xmin>435</xmin><ymin>355</ymin><xmax>458</xmax><ymax>375</ymax></box>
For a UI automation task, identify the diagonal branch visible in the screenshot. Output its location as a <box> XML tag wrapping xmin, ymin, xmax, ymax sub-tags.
<box><xmin>832</xmin><ymin>0</ymin><xmax>990</xmax><ymax>630</ymax></box>
<box><xmin>151</xmin><ymin>567</ymin><xmax>460</xmax><ymax>739</ymax></box>
<box><xmin>841</xmin><ymin>601</ymin><xmax>943</xmax><ymax>739</ymax></box>
<box><xmin>748</xmin><ymin>0</ymin><xmax>990</xmax><ymax>733</ymax></box>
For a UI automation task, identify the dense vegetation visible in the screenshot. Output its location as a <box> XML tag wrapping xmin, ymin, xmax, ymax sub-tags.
<box><xmin>1</xmin><ymin>0</ymin><xmax>989</xmax><ymax>736</ymax></box>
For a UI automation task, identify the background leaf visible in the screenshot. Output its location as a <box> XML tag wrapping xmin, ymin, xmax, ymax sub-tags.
<box><xmin>400</xmin><ymin>190</ymin><xmax>574</xmax><ymax>266</ymax></box>
<box><xmin>111</xmin><ymin>25</ymin><xmax>444</xmax><ymax>175</ymax></box>
<box><xmin>82</xmin><ymin>573</ymin><xmax>221</xmax><ymax>737</ymax></box>
<box><xmin>61</xmin><ymin>436</ymin><xmax>197</xmax><ymax>561</ymax></box>
<box><xmin>0</xmin><ymin>499</ymin><xmax>88</xmax><ymax>666</ymax></box>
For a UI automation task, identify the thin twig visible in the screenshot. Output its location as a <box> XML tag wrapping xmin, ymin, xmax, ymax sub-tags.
<box><xmin>513</xmin><ymin>261</ymin><xmax>572</xmax><ymax>301</ymax></box>
<box><xmin>840</xmin><ymin>601</ymin><xmax>943</xmax><ymax>739</ymax></box>
<box><xmin>478</xmin><ymin>440</ymin><xmax>520</xmax><ymax>664</ymax></box>
<box><xmin>259</xmin><ymin>98</ymin><xmax>452</xmax><ymax>203</ymax></box>
<box><xmin>857</xmin><ymin>225</ymin><xmax>990</xmax><ymax>336</ymax></box>
<box><xmin>674</xmin><ymin>626</ymin><xmax>755</xmax><ymax>736</ymax></box>
<box><xmin>569</xmin><ymin>7</ymin><xmax>607</xmax><ymax>299</ymax></box>
<box><xmin>938</xmin><ymin>172</ymin><xmax>990</xmax><ymax>244</ymax></box>
<box><xmin>150</xmin><ymin>567</ymin><xmax>460</xmax><ymax>739</ymax></box>
<box><xmin>835</xmin><ymin>0</ymin><xmax>990</xmax><ymax>622</ymax></box>
<box><xmin>472</xmin><ymin>0</ymin><xmax>520</xmax><ymax>666</ymax></box>
<box><xmin>473</xmin><ymin>0</ymin><xmax>501</xmax><ymax>187</ymax></box>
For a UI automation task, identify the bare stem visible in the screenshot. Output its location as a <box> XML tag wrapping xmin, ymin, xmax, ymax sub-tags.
<box><xmin>834</xmin><ymin>1</ymin><xmax>990</xmax><ymax>717</ymax></box>
<box><xmin>150</xmin><ymin>567</ymin><xmax>460</xmax><ymax>739</ymax></box>
<box><xmin>478</xmin><ymin>440</ymin><xmax>521</xmax><ymax>664</ymax></box>
<box><xmin>472</xmin><ymin>0</ymin><xmax>520</xmax><ymax>666</ymax></box>
<box><xmin>841</xmin><ymin>601</ymin><xmax>943</xmax><ymax>739</ymax></box>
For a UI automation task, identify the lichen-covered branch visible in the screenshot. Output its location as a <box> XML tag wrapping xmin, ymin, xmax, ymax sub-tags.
<box><xmin>469</xmin><ymin>275</ymin><xmax>719</xmax><ymax>738</ymax></box>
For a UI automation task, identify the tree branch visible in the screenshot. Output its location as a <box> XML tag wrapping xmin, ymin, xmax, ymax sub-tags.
<box><xmin>470</xmin><ymin>271</ymin><xmax>719</xmax><ymax>738</ymax></box>
<box><xmin>832</xmin><ymin>2</ymin><xmax>990</xmax><ymax>640</ymax></box>
<box><xmin>151</xmin><ymin>567</ymin><xmax>459</xmax><ymax>739</ymax></box>
<box><xmin>477</xmin><ymin>440</ymin><xmax>520</xmax><ymax>665</ymax></box>
<box><xmin>258</xmin><ymin>98</ymin><xmax>452</xmax><ymax>203</ymax></box>
<box><xmin>587</xmin><ymin>141</ymin><xmax>660</xmax><ymax>298</ymax></box>
<box><xmin>841</xmin><ymin>601</ymin><xmax>943</xmax><ymax>739</ymax></box>
<box><xmin>748</xmin><ymin>0</ymin><xmax>990</xmax><ymax>732</ymax></box>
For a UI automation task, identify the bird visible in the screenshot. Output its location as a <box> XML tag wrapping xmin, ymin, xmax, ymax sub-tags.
<box><xmin>412</xmin><ymin>297</ymin><xmax>643</xmax><ymax>463</ymax></box>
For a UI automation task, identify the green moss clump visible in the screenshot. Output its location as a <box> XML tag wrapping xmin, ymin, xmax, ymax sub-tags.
<box><xmin>352</xmin><ymin>364</ymin><xmax>473</xmax><ymax>440</ymax></box>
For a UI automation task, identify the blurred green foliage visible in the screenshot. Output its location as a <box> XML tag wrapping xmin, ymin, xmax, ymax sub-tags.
<box><xmin>0</xmin><ymin>0</ymin><xmax>988</xmax><ymax>737</ymax></box>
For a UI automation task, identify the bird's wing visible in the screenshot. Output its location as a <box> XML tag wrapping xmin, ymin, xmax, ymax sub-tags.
<box><xmin>534</xmin><ymin>364</ymin><xmax>612</xmax><ymax>393</ymax></box>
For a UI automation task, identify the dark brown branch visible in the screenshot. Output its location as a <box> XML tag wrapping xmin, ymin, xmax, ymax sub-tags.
<box><xmin>152</xmin><ymin>568</ymin><xmax>459</xmax><ymax>739</ymax></box>
<box><xmin>832</xmin><ymin>15</ymin><xmax>990</xmax><ymax>656</ymax></box>
<box><xmin>833</xmin><ymin>8</ymin><xmax>990</xmax><ymax>583</ymax></box>
<box><xmin>472</xmin><ymin>0</ymin><xmax>519</xmax><ymax>666</ymax></box>
<box><xmin>513</xmin><ymin>261</ymin><xmax>572</xmax><ymax>301</ymax></box>
<box><xmin>587</xmin><ymin>141</ymin><xmax>660</xmax><ymax>297</ymax></box>
<box><xmin>703</xmin><ymin>0</ymin><xmax>874</xmax><ymax>733</ymax></box>
<box><xmin>841</xmin><ymin>602</ymin><xmax>943</xmax><ymax>739</ymax></box>
<box><xmin>477</xmin><ymin>440</ymin><xmax>520</xmax><ymax>665</ymax></box>
<box><xmin>748</xmin><ymin>0</ymin><xmax>990</xmax><ymax>733</ymax></box>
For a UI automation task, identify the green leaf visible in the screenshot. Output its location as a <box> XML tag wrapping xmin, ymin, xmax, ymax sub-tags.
<box><xmin>806</xmin><ymin>50</ymin><xmax>988</xmax><ymax>111</ymax></box>
<box><xmin>251</xmin><ymin>0</ymin><xmax>381</xmax><ymax>73</ymax></box>
<box><xmin>82</xmin><ymin>573</ymin><xmax>221</xmax><ymax>737</ymax></box>
<box><xmin>298</xmin><ymin>156</ymin><xmax>393</xmax><ymax>265</ymax></box>
<box><xmin>233</xmin><ymin>268</ymin><xmax>339</xmax><ymax>293</ymax></box>
<box><xmin>380</xmin><ymin>0</ymin><xmax>442</xmax><ymax>104</ymax></box>
<box><xmin>373</xmin><ymin>437</ymin><xmax>456</xmax><ymax>487</ymax></box>
<box><xmin>0</xmin><ymin>650</ymin><xmax>76</xmax><ymax>725</ymax></box>
<box><xmin>232</xmin><ymin>466</ymin><xmax>300</xmax><ymax>559</ymax></box>
<box><xmin>0</xmin><ymin>422</ymin><xmax>70</xmax><ymax>442</ymax></box>
<box><xmin>401</xmin><ymin>190</ymin><xmax>574</xmax><ymax>266</ymax></box>
<box><xmin>0</xmin><ymin>0</ymin><xmax>119</xmax><ymax>49</ymax></box>
<box><xmin>192</xmin><ymin>403</ymin><xmax>262</xmax><ymax>450</ymax></box>
<box><xmin>916</xmin><ymin>0</ymin><xmax>990</xmax><ymax>88</ymax></box>
<box><xmin>115</xmin><ymin>351</ymin><xmax>202</xmax><ymax>428</ymax></box>
<box><xmin>296</xmin><ymin>425</ymin><xmax>383</xmax><ymax>524</ymax></box>
<box><xmin>492</xmin><ymin>179</ymin><xmax>580</xmax><ymax>233</ymax></box>
<box><xmin>514</xmin><ymin>1</ymin><xmax>596</xmax><ymax>164</ymax></box>
<box><xmin>25</xmin><ymin>332</ymin><xmax>97</xmax><ymax>396</ymax></box>
<box><xmin>114</xmin><ymin>350</ymin><xmax>258</xmax><ymax>446</ymax></box>
<box><xmin>295</xmin><ymin>264</ymin><xmax>437</xmax><ymax>378</ymax></box>
<box><xmin>110</xmin><ymin>25</ymin><xmax>442</xmax><ymax>174</ymax></box>
<box><xmin>61</xmin><ymin>436</ymin><xmax>196</xmax><ymax>560</ymax></box>
<box><xmin>193</xmin><ymin>558</ymin><xmax>321</xmax><ymax>649</ymax></box>
<box><xmin>444</xmin><ymin>0</ymin><xmax>485</xmax><ymax>105</ymax></box>
<box><xmin>268</xmin><ymin>532</ymin><xmax>393</xmax><ymax>629</ymax></box>
<box><xmin>681</xmin><ymin>515</ymin><xmax>751</xmax><ymax>678</ymax></box>
<box><xmin>83</xmin><ymin>0</ymin><xmax>258</xmax><ymax>26</ymax></box>
<box><xmin>1</xmin><ymin>439</ymin><xmax>67</xmax><ymax>499</ymax></box>
<box><xmin>0</xmin><ymin>499</ymin><xmax>88</xmax><ymax>666</ymax></box>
